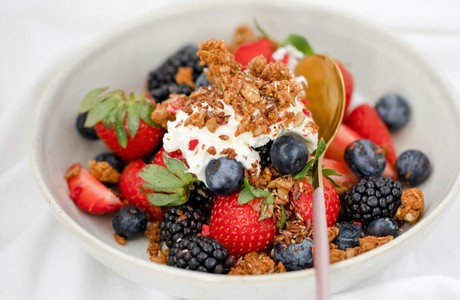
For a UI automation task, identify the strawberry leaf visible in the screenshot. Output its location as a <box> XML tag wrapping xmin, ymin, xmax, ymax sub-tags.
<box><xmin>258</xmin><ymin>193</ymin><xmax>274</xmax><ymax>221</ymax></box>
<box><xmin>238</xmin><ymin>187</ymin><xmax>255</xmax><ymax>204</ymax></box>
<box><xmin>114</xmin><ymin>117</ymin><xmax>128</xmax><ymax>148</ymax></box>
<box><xmin>84</xmin><ymin>96</ymin><xmax>119</xmax><ymax>127</ymax></box>
<box><xmin>163</xmin><ymin>152</ymin><xmax>196</xmax><ymax>184</ymax></box>
<box><xmin>147</xmin><ymin>192</ymin><xmax>187</xmax><ymax>207</ymax></box>
<box><xmin>78</xmin><ymin>87</ymin><xmax>109</xmax><ymax>113</ymax></box>
<box><xmin>140</xmin><ymin>164</ymin><xmax>184</xmax><ymax>189</ymax></box>
<box><xmin>127</xmin><ymin>103</ymin><xmax>140</xmax><ymax>138</ymax></box>
<box><xmin>285</xmin><ymin>34</ymin><xmax>314</xmax><ymax>55</ymax></box>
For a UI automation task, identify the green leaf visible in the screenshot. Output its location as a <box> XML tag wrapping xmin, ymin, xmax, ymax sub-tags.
<box><xmin>243</xmin><ymin>177</ymin><xmax>271</xmax><ymax>198</ymax></box>
<box><xmin>127</xmin><ymin>103</ymin><xmax>140</xmax><ymax>138</ymax></box>
<box><xmin>114</xmin><ymin>117</ymin><xmax>128</xmax><ymax>148</ymax></box>
<box><xmin>285</xmin><ymin>34</ymin><xmax>314</xmax><ymax>55</ymax></box>
<box><xmin>322</xmin><ymin>168</ymin><xmax>342</xmax><ymax>177</ymax></box>
<box><xmin>84</xmin><ymin>96</ymin><xmax>119</xmax><ymax>127</ymax></box>
<box><xmin>147</xmin><ymin>192</ymin><xmax>187</xmax><ymax>207</ymax></box>
<box><xmin>163</xmin><ymin>152</ymin><xmax>196</xmax><ymax>184</ymax></box>
<box><xmin>140</xmin><ymin>164</ymin><xmax>184</xmax><ymax>189</ymax></box>
<box><xmin>238</xmin><ymin>187</ymin><xmax>256</xmax><ymax>204</ymax></box>
<box><xmin>293</xmin><ymin>138</ymin><xmax>327</xmax><ymax>179</ymax></box>
<box><xmin>258</xmin><ymin>194</ymin><xmax>274</xmax><ymax>221</ymax></box>
<box><xmin>139</xmin><ymin>101</ymin><xmax>157</xmax><ymax>128</ymax></box>
<box><xmin>142</xmin><ymin>182</ymin><xmax>184</xmax><ymax>194</ymax></box>
<box><xmin>254</xmin><ymin>18</ymin><xmax>270</xmax><ymax>39</ymax></box>
<box><xmin>78</xmin><ymin>87</ymin><xmax>109</xmax><ymax>113</ymax></box>
<box><xmin>279</xmin><ymin>205</ymin><xmax>287</xmax><ymax>232</ymax></box>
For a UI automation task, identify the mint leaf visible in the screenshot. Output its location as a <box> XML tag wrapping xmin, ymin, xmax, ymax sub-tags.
<box><xmin>254</xmin><ymin>18</ymin><xmax>270</xmax><ymax>38</ymax></box>
<box><xmin>293</xmin><ymin>138</ymin><xmax>327</xmax><ymax>179</ymax></box>
<box><xmin>315</xmin><ymin>139</ymin><xmax>327</xmax><ymax>160</ymax></box>
<box><xmin>78</xmin><ymin>87</ymin><xmax>109</xmax><ymax>113</ymax></box>
<box><xmin>258</xmin><ymin>194</ymin><xmax>274</xmax><ymax>221</ymax></box>
<box><xmin>322</xmin><ymin>168</ymin><xmax>342</xmax><ymax>177</ymax></box>
<box><xmin>285</xmin><ymin>34</ymin><xmax>314</xmax><ymax>55</ymax></box>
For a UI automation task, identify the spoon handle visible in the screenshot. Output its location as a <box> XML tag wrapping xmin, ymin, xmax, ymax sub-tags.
<box><xmin>313</xmin><ymin>187</ymin><xmax>330</xmax><ymax>300</ymax></box>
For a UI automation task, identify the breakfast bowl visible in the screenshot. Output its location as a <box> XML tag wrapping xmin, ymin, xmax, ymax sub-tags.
<box><xmin>30</xmin><ymin>0</ymin><xmax>460</xmax><ymax>299</ymax></box>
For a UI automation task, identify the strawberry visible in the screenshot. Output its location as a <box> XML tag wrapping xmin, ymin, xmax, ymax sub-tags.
<box><xmin>325</xmin><ymin>123</ymin><xmax>363</xmax><ymax>163</ymax></box>
<box><xmin>151</xmin><ymin>147</ymin><xmax>186</xmax><ymax>167</ymax></box>
<box><xmin>65</xmin><ymin>163</ymin><xmax>123</xmax><ymax>214</ymax></box>
<box><xmin>322</xmin><ymin>158</ymin><xmax>358</xmax><ymax>195</ymax></box>
<box><xmin>234</xmin><ymin>37</ymin><xmax>277</xmax><ymax>66</ymax></box>
<box><xmin>209</xmin><ymin>193</ymin><xmax>276</xmax><ymax>256</ymax></box>
<box><xmin>79</xmin><ymin>87</ymin><xmax>165</xmax><ymax>162</ymax></box>
<box><xmin>118</xmin><ymin>160</ymin><xmax>163</xmax><ymax>221</ymax></box>
<box><xmin>336</xmin><ymin>61</ymin><xmax>354</xmax><ymax>116</ymax></box>
<box><xmin>345</xmin><ymin>104</ymin><xmax>397</xmax><ymax>165</ymax></box>
<box><xmin>291</xmin><ymin>177</ymin><xmax>340</xmax><ymax>227</ymax></box>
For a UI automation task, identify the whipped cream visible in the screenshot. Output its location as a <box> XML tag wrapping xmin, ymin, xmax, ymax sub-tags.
<box><xmin>163</xmin><ymin>98</ymin><xmax>318</xmax><ymax>183</ymax></box>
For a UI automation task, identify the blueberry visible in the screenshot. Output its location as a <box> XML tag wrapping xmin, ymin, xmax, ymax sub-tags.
<box><xmin>205</xmin><ymin>157</ymin><xmax>244</xmax><ymax>195</ymax></box>
<box><xmin>112</xmin><ymin>205</ymin><xmax>148</xmax><ymax>239</ymax></box>
<box><xmin>365</xmin><ymin>217</ymin><xmax>399</xmax><ymax>237</ymax></box>
<box><xmin>344</xmin><ymin>139</ymin><xmax>386</xmax><ymax>178</ymax></box>
<box><xmin>270</xmin><ymin>135</ymin><xmax>309</xmax><ymax>175</ymax></box>
<box><xmin>76</xmin><ymin>112</ymin><xmax>99</xmax><ymax>140</ymax></box>
<box><xmin>274</xmin><ymin>238</ymin><xmax>313</xmax><ymax>271</ymax></box>
<box><xmin>94</xmin><ymin>152</ymin><xmax>124</xmax><ymax>173</ymax></box>
<box><xmin>396</xmin><ymin>150</ymin><xmax>431</xmax><ymax>186</ymax></box>
<box><xmin>195</xmin><ymin>72</ymin><xmax>211</xmax><ymax>90</ymax></box>
<box><xmin>333</xmin><ymin>222</ymin><xmax>363</xmax><ymax>250</ymax></box>
<box><xmin>375</xmin><ymin>93</ymin><xmax>411</xmax><ymax>131</ymax></box>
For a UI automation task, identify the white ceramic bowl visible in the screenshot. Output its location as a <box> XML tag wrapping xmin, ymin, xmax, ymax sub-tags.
<box><xmin>30</xmin><ymin>1</ymin><xmax>460</xmax><ymax>299</ymax></box>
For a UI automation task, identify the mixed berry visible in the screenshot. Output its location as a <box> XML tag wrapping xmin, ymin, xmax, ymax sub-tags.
<box><xmin>66</xmin><ymin>24</ymin><xmax>431</xmax><ymax>275</ymax></box>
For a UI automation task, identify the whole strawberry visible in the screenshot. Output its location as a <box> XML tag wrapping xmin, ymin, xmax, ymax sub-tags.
<box><xmin>291</xmin><ymin>177</ymin><xmax>340</xmax><ymax>227</ymax></box>
<box><xmin>66</xmin><ymin>163</ymin><xmax>123</xmax><ymax>214</ymax></box>
<box><xmin>79</xmin><ymin>87</ymin><xmax>165</xmax><ymax>162</ymax></box>
<box><xmin>209</xmin><ymin>193</ymin><xmax>276</xmax><ymax>256</ymax></box>
<box><xmin>118</xmin><ymin>160</ymin><xmax>163</xmax><ymax>221</ymax></box>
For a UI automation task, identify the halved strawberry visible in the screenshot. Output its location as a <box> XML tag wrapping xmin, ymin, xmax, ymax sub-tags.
<box><xmin>65</xmin><ymin>163</ymin><xmax>123</xmax><ymax>214</ymax></box>
<box><xmin>210</xmin><ymin>193</ymin><xmax>276</xmax><ymax>256</ymax></box>
<box><xmin>234</xmin><ymin>37</ymin><xmax>277</xmax><ymax>66</ymax></box>
<box><xmin>79</xmin><ymin>87</ymin><xmax>165</xmax><ymax>162</ymax></box>
<box><xmin>118</xmin><ymin>160</ymin><xmax>163</xmax><ymax>221</ymax></box>
<box><xmin>336</xmin><ymin>61</ymin><xmax>354</xmax><ymax>116</ymax></box>
<box><xmin>291</xmin><ymin>177</ymin><xmax>340</xmax><ymax>227</ymax></box>
<box><xmin>322</xmin><ymin>158</ymin><xmax>358</xmax><ymax>195</ymax></box>
<box><xmin>325</xmin><ymin>123</ymin><xmax>363</xmax><ymax>162</ymax></box>
<box><xmin>345</xmin><ymin>104</ymin><xmax>397</xmax><ymax>165</ymax></box>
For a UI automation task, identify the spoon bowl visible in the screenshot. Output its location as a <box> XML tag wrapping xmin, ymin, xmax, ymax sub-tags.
<box><xmin>295</xmin><ymin>54</ymin><xmax>346</xmax><ymax>300</ymax></box>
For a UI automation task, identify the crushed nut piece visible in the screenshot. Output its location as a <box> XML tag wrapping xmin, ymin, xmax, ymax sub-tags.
<box><xmin>175</xmin><ymin>66</ymin><xmax>195</xmax><ymax>88</ymax></box>
<box><xmin>330</xmin><ymin>248</ymin><xmax>346</xmax><ymax>264</ymax></box>
<box><xmin>88</xmin><ymin>160</ymin><xmax>120</xmax><ymax>184</ymax></box>
<box><xmin>145</xmin><ymin>222</ymin><xmax>169</xmax><ymax>264</ymax></box>
<box><xmin>328</xmin><ymin>227</ymin><xmax>339</xmax><ymax>243</ymax></box>
<box><xmin>229</xmin><ymin>252</ymin><xmax>286</xmax><ymax>275</ymax></box>
<box><xmin>359</xmin><ymin>236</ymin><xmax>393</xmax><ymax>252</ymax></box>
<box><xmin>395</xmin><ymin>188</ymin><xmax>424</xmax><ymax>224</ymax></box>
<box><xmin>114</xmin><ymin>234</ymin><xmax>126</xmax><ymax>245</ymax></box>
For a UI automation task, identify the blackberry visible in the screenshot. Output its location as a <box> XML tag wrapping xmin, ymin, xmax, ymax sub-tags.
<box><xmin>189</xmin><ymin>182</ymin><xmax>216</xmax><ymax>215</ymax></box>
<box><xmin>160</xmin><ymin>204</ymin><xmax>206</xmax><ymax>248</ymax></box>
<box><xmin>147</xmin><ymin>45</ymin><xmax>203</xmax><ymax>102</ymax></box>
<box><xmin>344</xmin><ymin>176</ymin><xmax>402</xmax><ymax>224</ymax></box>
<box><xmin>255</xmin><ymin>140</ymin><xmax>273</xmax><ymax>169</ymax></box>
<box><xmin>168</xmin><ymin>236</ymin><xmax>235</xmax><ymax>274</ymax></box>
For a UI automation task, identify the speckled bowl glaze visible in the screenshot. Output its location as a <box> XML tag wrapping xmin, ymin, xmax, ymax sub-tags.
<box><xmin>30</xmin><ymin>0</ymin><xmax>460</xmax><ymax>299</ymax></box>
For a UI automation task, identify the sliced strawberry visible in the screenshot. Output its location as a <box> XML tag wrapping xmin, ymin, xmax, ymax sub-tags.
<box><xmin>234</xmin><ymin>37</ymin><xmax>277</xmax><ymax>66</ymax></box>
<box><xmin>118</xmin><ymin>160</ymin><xmax>163</xmax><ymax>221</ymax></box>
<box><xmin>325</xmin><ymin>123</ymin><xmax>363</xmax><ymax>163</ymax></box>
<box><xmin>210</xmin><ymin>193</ymin><xmax>275</xmax><ymax>256</ymax></box>
<box><xmin>345</xmin><ymin>104</ymin><xmax>397</xmax><ymax>165</ymax></box>
<box><xmin>65</xmin><ymin>163</ymin><xmax>123</xmax><ymax>214</ymax></box>
<box><xmin>322</xmin><ymin>158</ymin><xmax>358</xmax><ymax>194</ymax></box>
<box><xmin>336</xmin><ymin>61</ymin><xmax>354</xmax><ymax>116</ymax></box>
<box><xmin>151</xmin><ymin>147</ymin><xmax>186</xmax><ymax>167</ymax></box>
<box><xmin>291</xmin><ymin>177</ymin><xmax>340</xmax><ymax>227</ymax></box>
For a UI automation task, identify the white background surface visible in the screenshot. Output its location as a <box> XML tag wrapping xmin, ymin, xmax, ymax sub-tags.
<box><xmin>1</xmin><ymin>0</ymin><xmax>460</xmax><ymax>299</ymax></box>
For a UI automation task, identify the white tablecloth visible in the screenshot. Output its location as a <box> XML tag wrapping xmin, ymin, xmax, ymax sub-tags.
<box><xmin>2</xmin><ymin>0</ymin><xmax>460</xmax><ymax>299</ymax></box>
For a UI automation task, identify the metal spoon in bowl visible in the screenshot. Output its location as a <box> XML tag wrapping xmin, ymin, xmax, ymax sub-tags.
<box><xmin>294</xmin><ymin>55</ymin><xmax>346</xmax><ymax>300</ymax></box>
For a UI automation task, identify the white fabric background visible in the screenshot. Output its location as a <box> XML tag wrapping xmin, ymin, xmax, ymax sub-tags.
<box><xmin>1</xmin><ymin>0</ymin><xmax>460</xmax><ymax>299</ymax></box>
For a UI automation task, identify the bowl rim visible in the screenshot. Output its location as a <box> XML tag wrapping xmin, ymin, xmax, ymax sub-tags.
<box><xmin>29</xmin><ymin>0</ymin><xmax>460</xmax><ymax>285</ymax></box>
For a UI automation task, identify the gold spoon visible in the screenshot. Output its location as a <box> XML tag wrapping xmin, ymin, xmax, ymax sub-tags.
<box><xmin>294</xmin><ymin>55</ymin><xmax>346</xmax><ymax>300</ymax></box>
